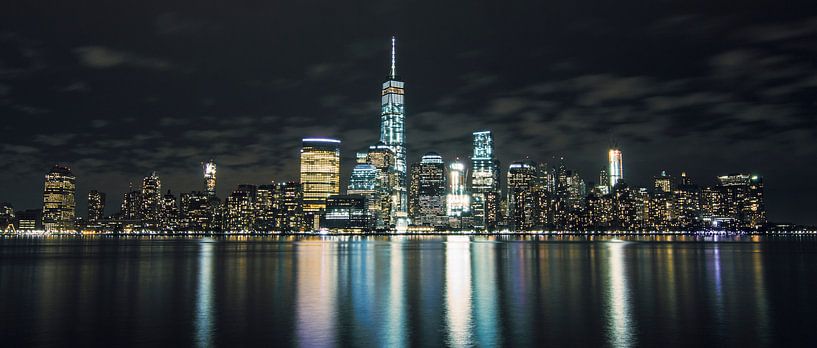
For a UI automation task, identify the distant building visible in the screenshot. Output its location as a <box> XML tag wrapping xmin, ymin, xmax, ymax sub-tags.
<box><xmin>121</xmin><ymin>185</ymin><xmax>142</xmax><ymax>221</ymax></box>
<box><xmin>409</xmin><ymin>152</ymin><xmax>447</xmax><ymax>228</ymax></box>
<box><xmin>300</xmin><ymin>138</ymin><xmax>341</xmax><ymax>229</ymax></box>
<box><xmin>367</xmin><ymin>142</ymin><xmax>398</xmax><ymax>228</ymax></box>
<box><xmin>447</xmin><ymin>159</ymin><xmax>470</xmax><ymax>219</ymax></box>
<box><xmin>348</xmin><ymin>163</ymin><xmax>380</xmax><ymax>222</ymax></box>
<box><xmin>654</xmin><ymin>171</ymin><xmax>674</xmax><ymax>193</ymax></box>
<box><xmin>507</xmin><ymin>160</ymin><xmax>537</xmax><ymax>231</ymax></box>
<box><xmin>160</xmin><ymin>190</ymin><xmax>179</xmax><ymax>231</ymax></box>
<box><xmin>87</xmin><ymin>190</ymin><xmax>105</xmax><ymax>222</ymax></box>
<box><xmin>204</xmin><ymin>159</ymin><xmax>217</xmax><ymax>198</ymax></box>
<box><xmin>15</xmin><ymin>209</ymin><xmax>41</xmax><ymax>231</ymax></box>
<box><xmin>673</xmin><ymin>174</ymin><xmax>701</xmax><ymax>230</ymax></box>
<box><xmin>226</xmin><ymin>184</ymin><xmax>257</xmax><ymax>232</ymax></box>
<box><xmin>322</xmin><ymin>195</ymin><xmax>370</xmax><ymax>232</ymax></box>
<box><xmin>180</xmin><ymin>191</ymin><xmax>217</xmax><ymax>232</ymax></box>
<box><xmin>141</xmin><ymin>172</ymin><xmax>162</xmax><ymax>230</ymax></box>
<box><xmin>274</xmin><ymin>182</ymin><xmax>304</xmax><ymax>232</ymax></box>
<box><xmin>255</xmin><ymin>184</ymin><xmax>277</xmax><ymax>232</ymax></box>
<box><xmin>42</xmin><ymin>165</ymin><xmax>76</xmax><ymax>232</ymax></box>
<box><xmin>597</xmin><ymin>168</ymin><xmax>610</xmax><ymax>195</ymax></box>
<box><xmin>608</xmin><ymin>148</ymin><xmax>623</xmax><ymax>188</ymax></box>
<box><xmin>470</xmin><ymin>131</ymin><xmax>501</xmax><ymax>231</ymax></box>
<box><xmin>0</xmin><ymin>203</ymin><xmax>14</xmax><ymax>231</ymax></box>
<box><xmin>716</xmin><ymin>173</ymin><xmax>766</xmax><ymax>229</ymax></box>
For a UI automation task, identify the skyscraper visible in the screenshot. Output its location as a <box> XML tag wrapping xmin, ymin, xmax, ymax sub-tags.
<box><xmin>716</xmin><ymin>173</ymin><xmax>766</xmax><ymax>229</ymax></box>
<box><xmin>226</xmin><ymin>184</ymin><xmax>257</xmax><ymax>232</ymax></box>
<box><xmin>379</xmin><ymin>36</ymin><xmax>408</xmax><ymax>219</ymax></box>
<box><xmin>141</xmin><ymin>172</ymin><xmax>162</xmax><ymax>230</ymax></box>
<box><xmin>348</xmin><ymin>163</ymin><xmax>380</xmax><ymax>221</ymax></box>
<box><xmin>121</xmin><ymin>184</ymin><xmax>142</xmax><ymax>221</ymax></box>
<box><xmin>609</xmin><ymin>148</ymin><xmax>623</xmax><ymax>188</ymax></box>
<box><xmin>256</xmin><ymin>184</ymin><xmax>277</xmax><ymax>231</ymax></box>
<box><xmin>274</xmin><ymin>181</ymin><xmax>304</xmax><ymax>232</ymax></box>
<box><xmin>42</xmin><ymin>165</ymin><xmax>76</xmax><ymax>232</ymax></box>
<box><xmin>447</xmin><ymin>159</ymin><xmax>470</xmax><ymax>217</ymax></box>
<box><xmin>367</xmin><ymin>142</ymin><xmax>397</xmax><ymax>228</ymax></box>
<box><xmin>160</xmin><ymin>190</ymin><xmax>178</xmax><ymax>231</ymax></box>
<box><xmin>409</xmin><ymin>152</ymin><xmax>447</xmax><ymax>227</ymax></box>
<box><xmin>470</xmin><ymin>131</ymin><xmax>501</xmax><ymax>231</ymax></box>
<box><xmin>507</xmin><ymin>161</ymin><xmax>537</xmax><ymax>231</ymax></box>
<box><xmin>654</xmin><ymin>171</ymin><xmax>674</xmax><ymax>193</ymax></box>
<box><xmin>204</xmin><ymin>159</ymin><xmax>217</xmax><ymax>198</ymax></box>
<box><xmin>300</xmin><ymin>138</ymin><xmax>341</xmax><ymax>229</ymax></box>
<box><xmin>87</xmin><ymin>190</ymin><xmax>105</xmax><ymax>222</ymax></box>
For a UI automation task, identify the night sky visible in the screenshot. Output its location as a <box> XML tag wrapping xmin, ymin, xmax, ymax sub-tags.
<box><xmin>1</xmin><ymin>1</ymin><xmax>816</xmax><ymax>224</ymax></box>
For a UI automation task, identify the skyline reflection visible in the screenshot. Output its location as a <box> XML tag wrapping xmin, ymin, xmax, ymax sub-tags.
<box><xmin>0</xmin><ymin>236</ymin><xmax>809</xmax><ymax>346</ymax></box>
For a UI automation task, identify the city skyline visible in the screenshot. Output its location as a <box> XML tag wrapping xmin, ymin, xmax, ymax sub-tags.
<box><xmin>0</xmin><ymin>38</ymin><xmax>801</xmax><ymax>229</ymax></box>
<box><xmin>2</xmin><ymin>1</ymin><xmax>816</xmax><ymax>225</ymax></box>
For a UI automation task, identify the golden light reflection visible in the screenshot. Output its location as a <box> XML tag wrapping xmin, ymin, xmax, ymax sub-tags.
<box><xmin>606</xmin><ymin>241</ymin><xmax>635</xmax><ymax>347</ymax></box>
<box><xmin>295</xmin><ymin>241</ymin><xmax>337</xmax><ymax>347</ymax></box>
<box><xmin>445</xmin><ymin>236</ymin><xmax>473</xmax><ymax>346</ymax></box>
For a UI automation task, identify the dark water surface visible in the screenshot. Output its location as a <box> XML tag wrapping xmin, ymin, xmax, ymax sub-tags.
<box><xmin>1</xmin><ymin>235</ymin><xmax>817</xmax><ymax>347</ymax></box>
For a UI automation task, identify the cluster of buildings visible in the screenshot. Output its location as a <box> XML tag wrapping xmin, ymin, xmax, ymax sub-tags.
<box><xmin>0</xmin><ymin>37</ymin><xmax>773</xmax><ymax>234</ymax></box>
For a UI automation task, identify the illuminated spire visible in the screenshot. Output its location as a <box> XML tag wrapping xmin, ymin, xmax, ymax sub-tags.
<box><xmin>390</xmin><ymin>36</ymin><xmax>397</xmax><ymax>79</ymax></box>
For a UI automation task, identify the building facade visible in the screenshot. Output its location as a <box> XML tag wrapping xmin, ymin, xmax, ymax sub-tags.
<box><xmin>608</xmin><ymin>148</ymin><xmax>623</xmax><ymax>188</ymax></box>
<box><xmin>300</xmin><ymin>138</ymin><xmax>341</xmax><ymax>229</ymax></box>
<box><xmin>470</xmin><ymin>131</ymin><xmax>501</xmax><ymax>231</ymax></box>
<box><xmin>409</xmin><ymin>152</ymin><xmax>447</xmax><ymax>228</ymax></box>
<box><xmin>42</xmin><ymin>165</ymin><xmax>76</xmax><ymax>232</ymax></box>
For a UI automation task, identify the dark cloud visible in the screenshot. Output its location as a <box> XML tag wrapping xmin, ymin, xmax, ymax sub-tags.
<box><xmin>74</xmin><ymin>46</ymin><xmax>174</xmax><ymax>70</ymax></box>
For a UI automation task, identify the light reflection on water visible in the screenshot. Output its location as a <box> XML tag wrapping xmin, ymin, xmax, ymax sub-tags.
<box><xmin>606</xmin><ymin>241</ymin><xmax>634</xmax><ymax>347</ymax></box>
<box><xmin>194</xmin><ymin>240</ymin><xmax>214</xmax><ymax>348</ymax></box>
<box><xmin>445</xmin><ymin>236</ymin><xmax>473</xmax><ymax>347</ymax></box>
<box><xmin>1</xmin><ymin>235</ymin><xmax>816</xmax><ymax>346</ymax></box>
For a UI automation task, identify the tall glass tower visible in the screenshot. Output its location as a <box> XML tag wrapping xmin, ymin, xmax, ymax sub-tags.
<box><xmin>470</xmin><ymin>131</ymin><xmax>500</xmax><ymax>230</ymax></box>
<box><xmin>379</xmin><ymin>36</ymin><xmax>407</xmax><ymax>218</ymax></box>
<box><xmin>608</xmin><ymin>148</ymin><xmax>623</xmax><ymax>188</ymax></box>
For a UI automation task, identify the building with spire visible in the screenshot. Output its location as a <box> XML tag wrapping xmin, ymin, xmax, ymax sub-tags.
<box><xmin>379</xmin><ymin>36</ymin><xmax>408</xmax><ymax>224</ymax></box>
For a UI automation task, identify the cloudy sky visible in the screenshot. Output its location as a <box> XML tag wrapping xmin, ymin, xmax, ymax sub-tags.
<box><xmin>1</xmin><ymin>0</ymin><xmax>816</xmax><ymax>224</ymax></box>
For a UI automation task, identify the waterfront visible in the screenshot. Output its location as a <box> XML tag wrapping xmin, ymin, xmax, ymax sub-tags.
<box><xmin>1</xmin><ymin>236</ymin><xmax>816</xmax><ymax>347</ymax></box>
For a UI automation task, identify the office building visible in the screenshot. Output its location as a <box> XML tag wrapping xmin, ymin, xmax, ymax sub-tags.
<box><xmin>42</xmin><ymin>165</ymin><xmax>76</xmax><ymax>232</ymax></box>
<box><xmin>470</xmin><ymin>131</ymin><xmax>501</xmax><ymax>231</ymax></box>
<box><xmin>300</xmin><ymin>138</ymin><xmax>341</xmax><ymax>229</ymax></box>
<box><xmin>87</xmin><ymin>190</ymin><xmax>105</xmax><ymax>222</ymax></box>
<box><xmin>204</xmin><ymin>159</ymin><xmax>217</xmax><ymax>198</ymax></box>
<box><xmin>608</xmin><ymin>148</ymin><xmax>623</xmax><ymax>188</ymax></box>
<box><xmin>322</xmin><ymin>195</ymin><xmax>371</xmax><ymax>232</ymax></box>
<box><xmin>409</xmin><ymin>152</ymin><xmax>447</xmax><ymax>227</ymax></box>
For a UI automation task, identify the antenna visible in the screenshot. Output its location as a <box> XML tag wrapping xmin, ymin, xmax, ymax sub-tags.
<box><xmin>390</xmin><ymin>36</ymin><xmax>397</xmax><ymax>79</ymax></box>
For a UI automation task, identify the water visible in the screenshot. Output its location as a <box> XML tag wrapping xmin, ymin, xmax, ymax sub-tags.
<box><xmin>1</xmin><ymin>235</ymin><xmax>816</xmax><ymax>347</ymax></box>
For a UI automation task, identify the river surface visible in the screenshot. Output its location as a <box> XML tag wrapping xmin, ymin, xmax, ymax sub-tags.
<box><xmin>1</xmin><ymin>235</ymin><xmax>816</xmax><ymax>347</ymax></box>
